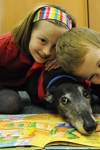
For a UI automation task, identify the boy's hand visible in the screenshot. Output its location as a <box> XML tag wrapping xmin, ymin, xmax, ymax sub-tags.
<box><xmin>45</xmin><ymin>59</ymin><xmax>60</xmax><ymax>71</ymax></box>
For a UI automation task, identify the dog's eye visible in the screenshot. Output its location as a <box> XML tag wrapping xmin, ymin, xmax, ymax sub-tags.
<box><xmin>83</xmin><ymin>90</ymin><xmax>90</xmax><ymax>98</ymax></box>
<box><xmin>61</xmin><ymin>97</ymin><xmax>68</xmax><ymax>105</ymax></box>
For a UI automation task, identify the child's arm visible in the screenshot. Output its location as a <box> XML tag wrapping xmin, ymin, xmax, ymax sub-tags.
<box><xmin>44</xmin><ymin>59</ymin><xmax>60</xmax><ymax>71</ymax></box>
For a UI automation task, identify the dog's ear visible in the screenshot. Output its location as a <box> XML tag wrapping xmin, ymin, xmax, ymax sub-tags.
<box><xmin>45</xmin><ymin>86</ymin><xmax>56</xmax><ymax>103</ymax></box>
<box><xmin>91</xmin><ymin>94</ymin><xmax>99</xmax><ymax>106</ymax></box>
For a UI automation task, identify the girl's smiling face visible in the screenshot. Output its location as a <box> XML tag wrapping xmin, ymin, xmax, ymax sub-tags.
<box><xmin>74</xmin><ymin>47</ymin><xmax>100</xmax><ymax>84</ymax></box>
<box><xmin>29</xmin><ymin>20</ymin><xmax>68</xmax><ymax>64</ymax></box>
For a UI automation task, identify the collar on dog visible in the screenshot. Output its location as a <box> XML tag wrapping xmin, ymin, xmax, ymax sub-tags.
<box><xmin>46</xmin><ymin>75</ymin><xmax>77</xmax><ymax>88</ymax></box>
<box><xmin>76</xmin><ymin>77</ymin><xmax>91</xmax><ymax>87</ymax></box>
<box><xmin>33</xmin><ymin>6</ymin><xmax>72</xmax><ymax>29</ymax></box>
<box><xmin>38</xmin><ymin>70</ymin><xmax>91</xmax><ymax>101</ymax></box>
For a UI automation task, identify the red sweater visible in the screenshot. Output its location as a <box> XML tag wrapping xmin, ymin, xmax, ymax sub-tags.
<box><xmin>0</xmin><ymin>33</ymin><xmax>44</xmax><ymax>85</ymax></box>
<box><xmin>0</xmin><ymin>33</ymin><xmax>45</xmax><ymax>99</ymax></box>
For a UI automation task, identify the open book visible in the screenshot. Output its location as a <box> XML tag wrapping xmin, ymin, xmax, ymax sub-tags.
<box><xmin>0</xmin><ymin>113</ymin><xmax>100</xmax><ymax>149</ymax></box>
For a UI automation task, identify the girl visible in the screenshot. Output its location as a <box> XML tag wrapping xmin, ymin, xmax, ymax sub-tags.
<box><xmin>56</xmin><ymin>27</ymin><xmax>100</xmax><ymax>100</ymax></box>
<box><xmin>0</xmin><ymin>3</ymin><xmax>76</xmax><ymax>114</ymax></box>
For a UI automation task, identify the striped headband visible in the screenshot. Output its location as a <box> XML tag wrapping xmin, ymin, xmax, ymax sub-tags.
<box><xmin>33</xmin><ymin>6</ymin><xmax>72</xmax><ymax>29</ymax></box>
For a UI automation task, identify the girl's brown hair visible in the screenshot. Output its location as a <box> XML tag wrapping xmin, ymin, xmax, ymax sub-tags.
<box><xmin>11</xmin><ymin>3</ymin><xmax>76</xmax><ymax>55</ymax></box>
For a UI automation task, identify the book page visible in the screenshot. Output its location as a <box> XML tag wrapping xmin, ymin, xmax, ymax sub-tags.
<box><xmin>0</xmin><ymin>114</ymin><xmax>100</xmax><ymax>148</ymax></box>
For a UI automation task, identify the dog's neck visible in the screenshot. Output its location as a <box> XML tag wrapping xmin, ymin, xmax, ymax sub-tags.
<box><xmin>46</xmin><ymin>75</ymin><xmax>78</xmax><ymax>88</ymax></box>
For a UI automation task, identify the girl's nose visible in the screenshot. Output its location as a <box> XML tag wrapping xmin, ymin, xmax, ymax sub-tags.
<box><xmin>43</xmin><ymin>47</ymin><xmax>51</xmax><ymax>56</ymax></box>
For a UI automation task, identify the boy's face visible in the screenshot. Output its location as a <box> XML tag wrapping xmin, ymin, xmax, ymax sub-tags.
<box><xmin>74</xmin><ymin>47</ymin><xmax>100</xmax><ymax>84</ymax></box>
<box><xmin>29</xmin><ymin>20</ymin><xmax>68</xmax><ymax>64</ymax></box>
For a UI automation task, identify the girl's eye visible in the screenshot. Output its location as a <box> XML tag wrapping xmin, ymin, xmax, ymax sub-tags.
<box><xmin>40</xmin><ymin>38</ymin><xmax>46</xmax><ymax>43</ymax></box>
<box><xmin>98</xmin><ymin>63</ymin><xmax>100</xmax><ymax>67</ymax></box>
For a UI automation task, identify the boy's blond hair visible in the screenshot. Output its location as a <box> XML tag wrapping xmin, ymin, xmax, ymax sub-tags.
<box><xmin>56</xmin><ymin>27</ymin><xmax>100</xmax><ymax>74</ymax></box>
<box><xmin>11</xmin><ymin>3</ymin><xmax>76</xmax><ymax>55</ymax></box>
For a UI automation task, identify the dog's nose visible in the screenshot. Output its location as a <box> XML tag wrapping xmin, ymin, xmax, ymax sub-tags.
<box><xmin>84</xmin><ymin>121</ymin><xmax>97</xmax><ymax>134</ymax></box>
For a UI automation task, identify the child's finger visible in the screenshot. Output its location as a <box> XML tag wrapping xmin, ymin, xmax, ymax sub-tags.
<box><xmin>45</xmin><ymin>60</ymin><xmax>60</xmax><ymax>71</ymax></box>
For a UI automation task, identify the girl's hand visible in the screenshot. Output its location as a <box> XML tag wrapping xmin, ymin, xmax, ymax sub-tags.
<box><xmin>44</xmin><ymin>59</ymin><xmax>60</xmax><ymax>71</ymax></box>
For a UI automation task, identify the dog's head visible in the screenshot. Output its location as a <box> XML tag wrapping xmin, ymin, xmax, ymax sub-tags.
<box><xmin>45</xmin><ymin>81</ymin><xmax>97</xmax><ymax>135</ymax></box>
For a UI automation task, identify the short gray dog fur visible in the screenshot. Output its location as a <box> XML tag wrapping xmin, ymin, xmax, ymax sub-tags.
<box><xmin>20</xmin><ymin>86</ymin><xmax>100</xmax><ymax>135</ymax></box>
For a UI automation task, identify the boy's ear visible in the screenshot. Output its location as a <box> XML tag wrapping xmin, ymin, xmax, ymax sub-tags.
<box><xmin>45</xmin><ymin>86</ymin><xmax>56</xmax><ymax>103</ymax></box>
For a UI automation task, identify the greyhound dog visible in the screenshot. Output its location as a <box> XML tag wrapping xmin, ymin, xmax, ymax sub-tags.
<box><xmin>26</xmin><ymin>67</ymin><xmax>97</xmax><ymax>135</ymax></box>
